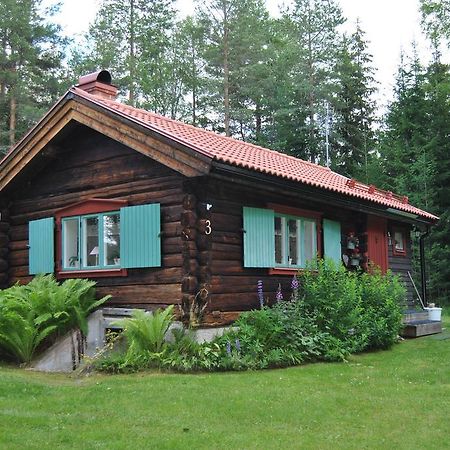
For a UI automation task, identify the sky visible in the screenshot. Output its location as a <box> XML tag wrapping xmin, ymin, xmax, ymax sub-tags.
<box><xmin>49</xmin><ymin>0</ymin><xmax>439</xmax><ymax>110</ymax></box>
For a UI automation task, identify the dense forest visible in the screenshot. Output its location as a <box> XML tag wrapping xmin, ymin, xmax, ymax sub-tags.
<box><xmin>0</xmin><ymin>0</ymin><xmax>448</xmax><ymax>304</ymax></box>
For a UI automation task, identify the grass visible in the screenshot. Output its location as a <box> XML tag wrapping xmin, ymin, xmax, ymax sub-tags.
<box><xmin>0</xmin><ymin>313</ymin><xmax>449</xmax><ymax>450</ymax></box>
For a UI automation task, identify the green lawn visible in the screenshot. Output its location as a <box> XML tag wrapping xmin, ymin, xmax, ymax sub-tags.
<box><xmin>0</xmin><ymin>315</ymin><xmax>449</xmax><ymax>450</ymax></box>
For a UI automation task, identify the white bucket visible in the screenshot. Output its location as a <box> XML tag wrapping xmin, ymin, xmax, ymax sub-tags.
<box><xmin>424</xmin><ymin>307</ymin><xmax>442</xmax><ymax>321</ymax></box>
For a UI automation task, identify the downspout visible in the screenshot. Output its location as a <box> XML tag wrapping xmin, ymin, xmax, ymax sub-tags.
<box><xmin>419</xmin><ymin>226</ymin><xmax>430</xmax><ymax>307</ymax></box>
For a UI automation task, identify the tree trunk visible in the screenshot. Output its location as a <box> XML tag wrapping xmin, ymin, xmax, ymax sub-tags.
<box><xmin>255</xmin><ymin>101</ymin><xmax>262</xmax><ymax>141</ymax></box>
<box><xmin>129</xmin><ymin>0</ymin><xmax>136</xmax><ymax>106</ymax></box>
<box><xmin>223</xmin><ymin>3</ymin><xmax>231</xmax><ymax>137</ymax></box>
<box><xmin>9</xmin><ymin>93</ymin><xmax>16</xmax><ymax>147</ymax></box>
<box><xmin>191</xmin><ymin>40</ymin><xmax>197</xmax><ymax>126</ymax></box>
<box><xmin>307</xmin><ymin>29</ymin><xmax>315</xmax><ymax>162</ymax></box>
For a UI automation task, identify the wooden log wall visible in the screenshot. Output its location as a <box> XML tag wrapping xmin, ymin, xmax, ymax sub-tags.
<box><xmin>179</xmin><ymin>183</ymin><xmax>214</xmax><ymax>325</ymax></box>
<box><xmin>191</xmin><ymin>177</ymin><xmax>363</xmax><ymax>326</ymax></box>
<box><xmin>387</xmin><ymin>222</ymin><xmax>415</xmax><ymax>307</ymax></box>
<box><xmin>6</xmin><ymin>126</ymin><xmax>184</xmax><ymax>310</ymax></box>
<box><xmin>0</xmin><ymin>199</ymin><xmax>10</xmax><ymax>289</ymax></box>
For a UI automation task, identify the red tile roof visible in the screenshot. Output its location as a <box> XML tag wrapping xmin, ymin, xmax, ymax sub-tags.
<box><xmin>71</xmin><ymin>87</ymin><xmax>438</xmax><ymax>221</ymax></box>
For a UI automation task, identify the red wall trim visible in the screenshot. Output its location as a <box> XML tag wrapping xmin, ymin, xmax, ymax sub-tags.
<box><xmin>55</xmin><ymin>198</ymin><xmax>129</xmax><ymax>273</ymax></box>
<box><xmin>267</xmin><ymin>203</ymin><xmax>323</xmax><ymax>219</ymax></box>
<box><xmin>56</xmin><ymin>269</ymin><xmax>127</xmax><ymax>279</ymax></box>
<box><xmin>392</xmin><ymin>227</ymin><xmax>407</xmax><ymax>257</ymax></box>
<box><xmin>55</xmin><ymin>198</ymin><xmax>128</xmax><ymax>221</ymax></box>
<box><xmin>268</xmin><ymin>268</ymin><xmax>318</xmax><ymax>276</ymax></box>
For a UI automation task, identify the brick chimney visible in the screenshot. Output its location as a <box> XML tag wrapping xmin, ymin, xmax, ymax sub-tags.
<box><xmin>76</xmin><ymin>70</ymin><xmax>118</xmax><ymax>100</ymax></box>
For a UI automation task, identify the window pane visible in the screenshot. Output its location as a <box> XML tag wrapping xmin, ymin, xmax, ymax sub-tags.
<box><xmin>63</xmin><ymin>218</ymin><xmax>79</xmax><ymax>269</ymax></box>
<box><xmin>303</xmin><ymin>220</ymin><xmax>317</xmax><ymax>265</ymax></box>
<box><xmin>103</xmin><ymin>213</ymin><xmax>120</xmax><ymax>266</ymax></box>
<box><xmin>275</xmin><ymin>216</ymin><xmax>283</xmax><ymax>264</ymax></box>
<box><xmin>288</xmin><ymin>219</ymin><xmax>298</xmax><ymax>265</ymax></box>
<box><xmin>394</xmin><ymin>231</ymin><xmax>404</xmax><ymax>251</ymax></box>
<box><xmin>83</xmin><ymin>217</ymin><xmax>99</xmax><ymax>267</ymax></box>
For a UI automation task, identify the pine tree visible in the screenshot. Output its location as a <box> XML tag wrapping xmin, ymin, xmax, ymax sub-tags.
<box><xmin>420</xmin><ymin>0</ymin><xmax>450</xmax><ymax>44</ymax></box>
<box><xmin>377</xmin><ymin>50</ymin><xmax>433</xmax><ymax>209</ymax></box>
<box><xmin>376</xmin><ymin>47</ymin><xmax>450</xmax><ymax>304</ymax></box>
<box><xmin>273</xmin><ymin>0</ymin><xmax>344</xmax><ymax>162</ymax></box>
<box><xmin>332</xmin><ymin>22</ymin><xmax>377</xmax><ymax>180</ymax></box>
<box><xmin>422</xmin><ymin>61</ymin><xmax>450</xmax><ymax>303</ymax></box>
<box><xmin>0</xmin><ymin>0</ymin><xmax>66</xmax><ymax>153</ymax></box>
<box><xmin>195</xmin><ymin>0</ymin><xmax>272</xmax><ymax>138</ymax></box>
<box><xmin>71</xmin><ymin>0</ymin><xmax>176</xmax><ymax>110</ymax></box>
<box><xmin>172</xmin><ymin>16</ymin><xmax>208</xmax><ymax>125</ymax></box>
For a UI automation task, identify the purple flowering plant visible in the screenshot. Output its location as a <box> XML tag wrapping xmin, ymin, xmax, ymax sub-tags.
<box><xmin>291</xmin><ymin>275</ymin><xmax>299</xmax><ymax>300</ymax></box>
<box><xmin>257</xmin><ymin>279</ymin><xmax>264</xmax><ymax>309</ymax></box>
<box><xmin>276</xmin><ymin>283</ymin><xmax>283</xmax><ymax>302</ymax></box>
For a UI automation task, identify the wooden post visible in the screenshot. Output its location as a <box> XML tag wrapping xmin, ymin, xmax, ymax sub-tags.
<box><xmin>181</xmin><ymin>190</ymin><xmax>199</xmax><ymax>321</ymax></box>
<box><xmin>181</xmin><ymin>183</ymin><xmax>213</xmax><ymax>326</ymax></box>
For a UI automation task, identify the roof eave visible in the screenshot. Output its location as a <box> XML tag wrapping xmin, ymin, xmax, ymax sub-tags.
<box><xmin>211</xmin><ymin>161</ymin><xmax>439</xmax><ymax>225</ymax></box>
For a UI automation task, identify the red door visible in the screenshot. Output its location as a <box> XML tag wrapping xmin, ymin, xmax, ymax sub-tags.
<box><xmin>366</xmin><ymin>216</ymin><xmax>388</xmax><ymax>273</ymax></box>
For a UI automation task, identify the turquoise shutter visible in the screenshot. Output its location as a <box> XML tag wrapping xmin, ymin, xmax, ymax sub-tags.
<box><xmin>29</xmin><ymin>217</ymin><xmax>54</xmax><ymax>275</ymax></box>
<box><xmin>243</xmin><ymin>207</ymin><xmax>275</xmax><ymax>267</ymax></box>
<box><xmin>323</xmin><ymin>219</ymin><xmax>342</xmax><ymax>266</ymax></box>
<box><xmin>120</xmin><ymin>204</ymin><xmax>161</xmax><ymax>268</ymax></box>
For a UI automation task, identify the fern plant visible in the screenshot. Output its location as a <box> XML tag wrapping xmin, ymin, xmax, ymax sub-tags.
<box><xmin>0</xmin><ymin>275</ymin><xmax>111</xmax><ymax>363</ymax></box>
<box><xmin>0</xmin><ymin>309</ymin><xmax>57</xmax><ymax>363</ymax></box>
<box><xmin>115</xmin><ymin>306</ymin><xmax>174</xmax><ymax>356</ymax></box>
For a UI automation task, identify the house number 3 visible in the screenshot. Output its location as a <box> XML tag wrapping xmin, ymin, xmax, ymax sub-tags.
<box><xmin>205</xmin><ymin>220</ymin><xmax>212</xmax><ymax>235</ymax></box>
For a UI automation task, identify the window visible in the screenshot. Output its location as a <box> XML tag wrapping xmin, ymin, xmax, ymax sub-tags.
<box><xmin>62</xmin><ymin>212</ymin><xmax>120</xmax><ymax>270</ymax></box>
<box><xmin>243</xmin><ymin>206</ymin><xmax>341</xmax><ymax>270</ymax></box>
<box><xmin>392</xmin><ymin>228</ymin><xmax>407</xmax><ymax>256</ymax></box>
<box><xmin>243</xmin><ymin>206</ymin><xmax>330</xmax><ymax>269</ymax></box>
<box><xmin>28</xmin><ymin>199</ymin><xmax>162</xmax><ymax>276</ymax></box>
<box><xmin>274</xmin><ymin>214</ymin><xmax>317</xmax><ymax>268</ymax></box>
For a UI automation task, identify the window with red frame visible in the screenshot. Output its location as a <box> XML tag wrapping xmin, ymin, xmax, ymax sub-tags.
<box><xmin>392</xmin><ymin>228</ymin><xmax>407</xmax><ymax>256</ymax></box>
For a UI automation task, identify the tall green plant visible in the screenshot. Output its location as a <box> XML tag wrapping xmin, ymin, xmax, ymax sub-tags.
<box><xmin>115</xmin><ymin>306</ymin><xmax>174</xmax><ymax>356</ymax></box>
<box><xmin>359</xmin><ymin>270</ymin><xmax>404</xmax><ymax>349</ymax></box>
<box><xmin>299</xmin><ymin>259</ymin><xmax>364</xmax><ymax>351</ymax></box>
<box><xmin>0</xmin><ymin>275</ymin><xmax>110</xmax><ymax>363</ymax></box>
<box><xmin>0</xmin><ymin>310</ymin><xmax>57</xmax><ymax>364</ymax></box>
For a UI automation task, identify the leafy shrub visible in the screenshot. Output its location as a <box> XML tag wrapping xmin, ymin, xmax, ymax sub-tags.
<box><xmin>163</xmin><ymin>328</ymin><xmax>222</xmax><ymax>372</ymax></box>
<box><xmin>0</xmin><ymin>275</ymin><xmax>110</xmax><ymax>363</ymax></box>
<box><xmin>359</xmin><ymin>270</ymin><xmax>404</xmax><ymax>349</ymax></box>
<box><xmin>97</xmin><ymin>260</ymin><xmax>406</xmax><ymax>374</ymax></box>
<box><xmin>296</xmin><ymin>259</ymin><xmax>405</xmax><ymax>353</ymax></box>
<box><xmin>298</xmin><ymin>259</ymin><xmax>365</xmax><ymax>353</ymax></box>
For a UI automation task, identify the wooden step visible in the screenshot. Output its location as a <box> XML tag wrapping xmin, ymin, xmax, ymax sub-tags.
<box><xmin>401</xmin><ymin>320</ymin><xmax>442</xmax><ymax>338</ymax></box>
<box><xmin>403</xmin><ymin>310</ymin><xmax>429</xmax><ymax>323</ymax></box>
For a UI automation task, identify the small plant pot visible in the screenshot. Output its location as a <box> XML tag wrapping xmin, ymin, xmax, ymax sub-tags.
<box><xmin>424</xmin><ymin>307</ymin><xmax>442</xmax><ymax>321</ymax></box>
<box><xmin>350</xmin><ymin>258</ymin><xmax>360</xmax><ymax>266</ymax></box>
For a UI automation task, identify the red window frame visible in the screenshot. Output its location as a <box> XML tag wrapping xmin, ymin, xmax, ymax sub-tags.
<box><xmin>55</xmin><ymin>198</ymin><xmax>128</xmax><ymax>278</ymax></box>
<box><xmin>392</xmin><ymin>227</ymin><xmax>407</xmax><ymax>257</ymax></box>
<box><xmin>267</xmin><ymin>203</ymin><xmax>323</xmax><ymax>275</ymax></box>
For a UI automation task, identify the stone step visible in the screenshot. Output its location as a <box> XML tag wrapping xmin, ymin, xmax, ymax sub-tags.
<box><xmin>401</xmin><ymin>320</ymin><xmax>442</xmax><ymax>338</ymax></box>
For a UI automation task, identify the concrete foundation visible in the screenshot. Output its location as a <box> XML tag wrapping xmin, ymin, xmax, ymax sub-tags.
<box><xmin>30</xmin><ymin>308</ymin><xmax>232</xmax><ymax>372</ymax></box>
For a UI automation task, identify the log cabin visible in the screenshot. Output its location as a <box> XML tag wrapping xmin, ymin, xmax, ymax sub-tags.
<box><xmin>0</xmin><ymin>70</ymin><xmax>438</xmax><ymax>327</ymax></box>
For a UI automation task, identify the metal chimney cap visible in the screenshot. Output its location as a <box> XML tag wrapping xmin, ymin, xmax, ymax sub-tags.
<box><xmin>77</xmin><ymin>70</ymin><xmax>112</xmax><ymax>86</ymax></box>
